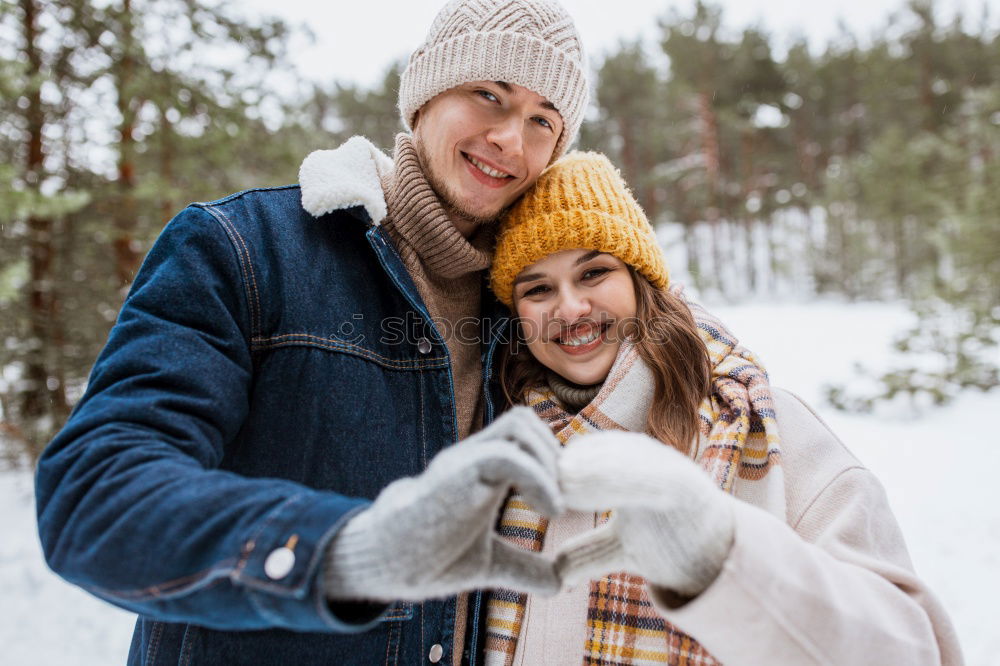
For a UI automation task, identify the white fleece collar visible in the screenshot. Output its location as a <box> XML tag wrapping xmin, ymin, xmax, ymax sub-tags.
<box><xmin>298</xmin><ymin>135</ymin><xmax>394</xmax><ymax>224</ymax></box>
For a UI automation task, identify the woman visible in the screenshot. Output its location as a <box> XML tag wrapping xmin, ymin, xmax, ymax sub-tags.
<box><xmin>481</xmin><ymin>152</ymin><xmax>961</xmax><ymax>665</ymax></box>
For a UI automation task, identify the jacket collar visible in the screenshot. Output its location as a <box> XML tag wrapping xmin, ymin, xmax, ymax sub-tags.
<box><xmin>298</xmin><ymin>135</ymin><xmax>393</xmax><ymax>225</ymax></box>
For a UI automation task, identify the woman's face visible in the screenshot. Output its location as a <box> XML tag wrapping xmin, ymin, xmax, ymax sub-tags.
<box><xmin>513</xmin><ymin>249</ymin><xmax>638</xmax><ymax>386</ymax></box>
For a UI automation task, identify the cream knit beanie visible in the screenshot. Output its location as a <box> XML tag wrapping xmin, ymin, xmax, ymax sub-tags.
<box><xmin>399</xmin><ymin>0</ymin><xmax>589</xmax><ymax>159</ymax></box>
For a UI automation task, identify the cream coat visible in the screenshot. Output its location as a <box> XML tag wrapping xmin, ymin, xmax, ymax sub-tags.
<box><xmin>513</xmin><ymin>388</ymin><xmax>964</xmax><ymax>665</ymax></box>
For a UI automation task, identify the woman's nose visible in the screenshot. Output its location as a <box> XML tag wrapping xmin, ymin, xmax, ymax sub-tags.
<box><xmin>554</xmin><ymin>289</ymin><xmax>591</xmax><ymax>322</ymax></box>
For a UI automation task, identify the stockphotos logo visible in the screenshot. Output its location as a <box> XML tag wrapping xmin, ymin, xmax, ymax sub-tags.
<box><xmin>333</xmin><ymin>312</ymin><xmax>686</xmax><ymax>347</ymax></box>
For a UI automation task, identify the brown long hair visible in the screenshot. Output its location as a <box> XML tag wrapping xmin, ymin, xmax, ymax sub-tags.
<box><xmin>497</xmin><ymin>268</ymin><xmax>711</xmax><ymax>455</ymax></box>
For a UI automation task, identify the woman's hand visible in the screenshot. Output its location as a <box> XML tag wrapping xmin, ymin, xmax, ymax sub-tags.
<box><xmin>555</xmin><ymin>431</ymin><xmax>735</xmax><ymax>598</ymax></box>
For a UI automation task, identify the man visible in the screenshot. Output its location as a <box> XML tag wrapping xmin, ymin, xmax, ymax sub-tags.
<box><xmin>35</xmin><ymin>1</ymin><xmax>589</xmax><ymax>664</ymax></box>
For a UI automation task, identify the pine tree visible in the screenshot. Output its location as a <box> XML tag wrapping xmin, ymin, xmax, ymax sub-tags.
<box><xmin>0</xmin><ymin>0</ymin><xmax>295</xmax><ymax>460</ymax></box>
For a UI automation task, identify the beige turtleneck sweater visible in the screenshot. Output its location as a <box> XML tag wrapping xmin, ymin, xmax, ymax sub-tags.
<box><xmin>381</xmin><ymin>133</ymin><xmax>495</xmax><ymax>443</ymax></box>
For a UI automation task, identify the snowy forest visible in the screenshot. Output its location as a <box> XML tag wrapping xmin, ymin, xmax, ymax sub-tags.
<box><xmin>1</xmin><ymin>0</ymin><xmax>998</xmax><ymax>464</ymax></box>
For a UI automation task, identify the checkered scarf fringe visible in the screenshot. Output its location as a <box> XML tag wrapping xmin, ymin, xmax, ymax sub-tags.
<box><xmin>483</xmin><ymin>297</ymin><xmax>784</xmax><ymax>665</ymax></box>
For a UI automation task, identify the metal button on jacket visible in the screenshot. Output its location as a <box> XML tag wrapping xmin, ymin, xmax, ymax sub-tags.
<box><xmin>417</xmin><ymin>337</ymin><xmax>432</xmax><ymax>354</ymax></box>
<box><xmin>264</xmin><ymin>546</ymin><xmax>295</xmax><ymax>580</ymax></box>
<box><xmin>428</xmin><ymin>643</ymin><xmax>444</xmax><ymax>663</ymax></box>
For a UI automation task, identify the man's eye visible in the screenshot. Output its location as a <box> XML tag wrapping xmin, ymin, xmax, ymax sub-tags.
<box><xmin>477</xmin><ymin>90</ymin><xmax>499</xmax><ymax>103</ymax></box>
<box><xmin>534</xmin><ymin>116</ymin><xmax>553</xmax><ymax>130</ymax></box>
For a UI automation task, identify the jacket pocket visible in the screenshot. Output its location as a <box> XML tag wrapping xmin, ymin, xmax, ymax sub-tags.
<box><xmin>379</xmin><ymin>601</ymin><xmax>414</xmax><ymax>622</ymax></box>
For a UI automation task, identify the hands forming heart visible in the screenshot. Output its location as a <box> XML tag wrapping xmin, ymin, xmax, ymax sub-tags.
<box><xmin>325</xmin><ymin>408</ymin><xmax>735</xmax><ymax>603</ymax></box>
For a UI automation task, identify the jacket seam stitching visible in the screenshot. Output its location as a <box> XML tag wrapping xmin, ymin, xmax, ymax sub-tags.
<box><xmin>88</xmin><ymin>558</ymin><xmax>239</xmax><ymax>600</ymax></box>
<box><xmin>199</xmin><ymin>207</ymin><xmax>254</xmax><ymax>330</ymax></box>
<box><xmin>383</xmin><ymin>621</ymin><xmax>392</xmax><ymax>666</ymax></box>
<box><xmin>419</xmin><ymin>375</ymin><xmax>427</xmax><ymax>469</ymax></box>
<box><xmin>197</xmin><ymin>206</ymin><xmax>258</xmax><ymax>337</ymax></box>
<box><xmin>196</xmin><ymin>204</ymin><xmax>259</xmax><ymax>337</ymax></box>
<box><xmin>394</xmin><ymin>620</ymin><xmax>402</xmax><ymax>665</ymax></box>
<box><xmin>144</xmin><ymin>620</ymin><xmax>164</xmax><ymax>664</ymax></box>
<box><xmin>208</xmin><ymin>206</ymin><xmax>262</xmax><ymax>338</ymax></box>
<box><xmin>252</xmin><ymin>342</ymin><xmax>446</xmax><ymax>370</ymax></box>
<box><xmin>179</xmin><ymin>624</ymin><xmax>196</xmax><ymax>666</ymax></box>
<box><xmin>192</xmin><ymin>184</ymin><xmax>299</xmax><ymax>207</ymax></box>
<box><xmin>251</xmin><ymin>336</ymin><xmax>447</xmax><ymax>369</ymax></box>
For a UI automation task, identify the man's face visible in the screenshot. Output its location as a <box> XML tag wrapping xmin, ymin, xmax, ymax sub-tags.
<box><xmin>413</xmin><ymin>81</ymin><xmax>564</xmax><ymax>230</ymax></box>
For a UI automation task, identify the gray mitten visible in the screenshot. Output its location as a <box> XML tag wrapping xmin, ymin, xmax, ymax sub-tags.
<box><xmin>324</xmin><ymin>407</ymin><xmax>563</xmax><ymax>602</ymax></box>
<box><xmin>555</xmin><ymin>431</ymin><xmax>735</xmax><ymax>598</ymax></box>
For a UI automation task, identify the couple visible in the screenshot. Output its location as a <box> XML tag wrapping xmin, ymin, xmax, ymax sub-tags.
<box><xmin>35</xmin><ymin>0</ymin><xmax>960</xmax><ymax>664</ymax></box>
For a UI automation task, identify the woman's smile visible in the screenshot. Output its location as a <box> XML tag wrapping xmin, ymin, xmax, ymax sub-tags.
<box><xmin>552</xmin><ymin>322</ymin><xmax>612</xmax><ymax>355</ymax></box>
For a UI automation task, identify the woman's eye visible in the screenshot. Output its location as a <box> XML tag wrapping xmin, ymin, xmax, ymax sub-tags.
<box><xmin>582</xmin><ymin>267</ymin><xmax>610</xmax><ymax>280</ymax></box>
<box><xmin>477</xmin><ymin>90</ymin><xmax>499</xmax><ymax>103</ymax></box>
<box><xmin>523</xmin><ymin>285</ymin><xmax>549</xmax><ymax>297</ymax></box>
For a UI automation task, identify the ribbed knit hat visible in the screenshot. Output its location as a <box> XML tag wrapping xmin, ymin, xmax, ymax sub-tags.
<box><xmin>490</xmin><ymin>151</ymin><xmax>669</xmax><ymax>306</ymax></box>
<box><xmin>399</xmin><ymin>0</ymin><xmax>589</xmax><ymax>160</ymax></box>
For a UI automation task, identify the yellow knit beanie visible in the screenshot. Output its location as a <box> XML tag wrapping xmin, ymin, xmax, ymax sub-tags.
<box><xmin>490</xmin><ymin>151</ymin><xmax>669</xmax><ymax>307</ymax></box>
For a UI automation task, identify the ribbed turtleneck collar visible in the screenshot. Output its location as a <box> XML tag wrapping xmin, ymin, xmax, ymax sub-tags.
<box><xmin>382</xmin><ymin>133</ymin><xmax>495</xmax><ymax>280</ymax></box>
<box><xmin>546</xmin><ymin>370</ymin><xmax>603</xmax><ymax>412</ymax></box>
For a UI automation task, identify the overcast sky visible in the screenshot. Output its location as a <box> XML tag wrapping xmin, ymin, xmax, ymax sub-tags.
<box><xmin>241</xmin><ymin>0</ymin><xmax>996</xmax><ymax>88</ymax></box>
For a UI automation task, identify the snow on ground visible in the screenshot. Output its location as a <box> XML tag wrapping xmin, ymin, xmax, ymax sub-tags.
<box><xmin>1</xmin><ymin>299</ymin><xmax>996</xmax><ymax>664</ymax></box>
<box><xmin>0</xmin><ymin>471</ymin><xmax>135</xmax><ymax>664</ymax></box>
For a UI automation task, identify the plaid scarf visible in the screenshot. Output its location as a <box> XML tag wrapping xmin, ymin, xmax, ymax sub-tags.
<box><xmin>483</xmin><ymin>299</ymin><xmax>784</xmax><ymax>666</ymax></box>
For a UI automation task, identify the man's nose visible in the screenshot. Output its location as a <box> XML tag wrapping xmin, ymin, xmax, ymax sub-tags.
<box><xmin>485</xmin><ymin>113</ymin><xmax>524</xmax><ymax>157</ymax></box>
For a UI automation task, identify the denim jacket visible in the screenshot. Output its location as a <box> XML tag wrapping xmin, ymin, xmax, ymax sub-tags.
<box><xmin>35</xmin><ymin>137</ymin><xmax>511</xmax><ymax>665</ymax></box>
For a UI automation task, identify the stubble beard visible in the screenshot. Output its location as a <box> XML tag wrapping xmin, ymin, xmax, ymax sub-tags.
<box><xmin>415</xmin><ymin>140</ymin><xmax>509</xmax><ymax>230</ymax></box>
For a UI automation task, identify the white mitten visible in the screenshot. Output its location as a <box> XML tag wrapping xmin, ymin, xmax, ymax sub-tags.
<box><xmin>555</xmin><ymin>431</ymin><xmax>734</xmax><ymax>597</ymax></box>
<box><xmin>324</xmin><ymin>407</ymin><xmax>564</xmax><ymax>602</ymax></box>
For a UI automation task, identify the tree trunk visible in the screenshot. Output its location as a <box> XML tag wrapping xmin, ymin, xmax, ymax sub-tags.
<box><xmin>697</xmin><ymin>90</ymin><xmax>721</xmax><ymax>211</ymax></box>
<box><xmin>159</xmin><ymin>109</ymin><xmax>174</xmax><ymax>223</ymax></box>
<box><xmin>767</xmin><ymin>213</ymin><xmax>779</xmax><ymax>294</ymax></box>
<box><xmin>684</xmin><ymin>223</ymin><xmax>701</xmax><ymax>291</ymax></box>
<box><xmin>740</xmin><ymin>129</ymin><xmax>757</xmax><ymax>292</ymax></box>
<box><xmin>792</xmin><ymin>116</ymin><xmax>817</xmax><ymax>190</ymax></box>
<box><xmin>113</xmin><ymin>0</ymin><xmax>141</xmax><ymax>289</ymax></box>
<box><xmin>696</xmin><ymin>90</ymin><xmax>726</xmax><ymax>294</ymax></box>
<box><xmin>894</xmin><ymin>216</ymin><xmax>908</xmax><ymax>297</ymax></box>
<box><xmin>20</xmin><ymin>0</ymin><xmax>69</xmax><ymax>460</ymax></box>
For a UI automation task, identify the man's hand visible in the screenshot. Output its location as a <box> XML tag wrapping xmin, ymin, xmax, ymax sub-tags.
<box><xmin>554</xmin><ymin>431</ymin><xmax>735</xmax><ymax>598</ymax></box>
<box><xmin>323</xmin><ymin>407</ymin><xmax>563</xmax><ymax>602</ymax></box>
